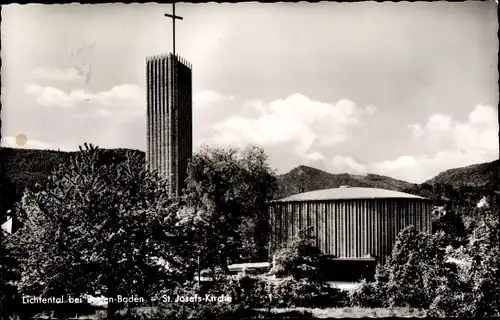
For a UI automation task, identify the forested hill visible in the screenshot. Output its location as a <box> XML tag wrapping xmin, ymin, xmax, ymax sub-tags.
<box><xmin>1</xmin><ymin>147</ymin><xmax>498</xmax><ymax>218</ymax></box>
<box><xmin>424</xmin><ymin>159</ymin><xmax>499</xmax><ymax>189</ymax></box>
<box><xmin>2</xmin><ymin>146</ymin><xmax>144</xmax><ymax>192</ymax></box>
<box><xmin>0</xmin><ymin>147</ymin><xmax>144</xmax><ymax>221</ymax></box>
<box><xmin>275</xmin><ymin>165</ymin><xmax>414</xmax><ymax>199</ymax></box>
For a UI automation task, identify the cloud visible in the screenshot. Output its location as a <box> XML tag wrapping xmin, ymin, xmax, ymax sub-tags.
<box><xmin>408</xmin><ymin>124</ymin><xmax>425</xmax><ymax>138</ymax></box>
<box><xmin>366</xmin><ymin>105</ymin><xmax>377</xmax><ymax>115</ymax></box>
<box><xmin>194</xmin><ymin>90</ymin><xmax>234</xmax><ymax>106</ymax></box>
<box><xmin>26</xmin><ymin>84</ymin><xmax>77</xmax><ymax>108</ymax></box>
<box><xmin>192</xmin><ymin>90</ymin><xmax>238</xmax><ymax>150</ymax></box>
<box><xmin>375</xmin><ymin>104</ymin><xmax>498</xmax><ymax>182</ymax></box>
<box><xmin>330</xmin><ymin>156</ymin><xmax>368</xmax><ymax>175</ymax></box>
<box><xmin>408</xmin><ymin>104</ymin><xmax>497</xmax><ymax>157</ymax></box>
<box><xmin>300</xmin><ymin>105</ymin><xmax>498</xmax><ymax>183</ymax></box>
<box><xmin>303</xmin><ymin>152</ymin><xmax>327</xmax><ymax>163</ymax></box>
<box><xmin>408</xmin><ymin>114</ymin><xmax>454</xmax><ymax>143</ymax></box>
<box><xmin>1</xmin><ymin>136</ymin><xmax>75</xmax><ymax>151</ymax></box>
<box><xmin>25</xmin><ymin>84</ymin><xmax>145</xmax><ymax>121</ymax></box>
<box><xmin>31</xmin><ymin>67</ymin><xmax>84</xmax><ymax>82</ymax></box>
<box><xmin>206</xmin><ymin>93</ymin><xmax>376</xmax><ymax>155</ymax></box>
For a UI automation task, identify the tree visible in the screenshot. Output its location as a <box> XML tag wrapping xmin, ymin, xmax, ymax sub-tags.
<box><xmin>269</xmin><ymin>228</ymin><xmax>328</xmax><ymax>282</ymax></box>
<box><xmin>427</xmin><ymin>194</ymin><xmax>499</xmax><ymax>318</ymax></box>
<box><xmin>352</xmin><ymin>196</ymin><xmax>500</xmax><ymax>316</ymax></box>
<box><xmin>267</xmin><ymin>229</ymin><xmax>347</xmax><ymax>308</ymax></box>
<box><xmin>8</xmin><ymin>144</ymin><xmax>195</xmax><ymax>319</ymax></box>
<box><xmin>0</xmin><ymin>230</ymin><xmax>22</xmax><ymax>319</ymax></box>
<box><xmin>182</xmin><ymin>145</ymin><xmax>278</xmax><ymax>277</ymax></box>
<box><xmin>457</xmin><ymin>198</ymin><xmax>499</xmax><ymax>318</ymax></box>
<box><xmin>0</xmin><ymin>171</ymin><xmax>17</xmax><ymax>223</ymax></box>
<box><xmin>369</xmin><ymin>226</ymin><xmax>459</xmax><ymax>309</ymax></box>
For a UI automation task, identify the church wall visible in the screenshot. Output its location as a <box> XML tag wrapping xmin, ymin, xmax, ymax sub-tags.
<box><xmin>269</xmin><ymin>198</ymin><xmax>433</xmax><ymax>264</ymax></box>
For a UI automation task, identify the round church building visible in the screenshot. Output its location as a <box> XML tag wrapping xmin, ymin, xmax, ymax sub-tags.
<box><xmin>269</xmin><ymin>186</ymin><xmax>433</xmax><ymax>265</ymax></box>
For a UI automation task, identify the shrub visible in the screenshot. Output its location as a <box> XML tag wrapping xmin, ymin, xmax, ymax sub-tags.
<box><xmin>227</xmin><ymin>273</ymin><xmax>271</xmax><ymax>308</ymax></box>
<box><xmin>269</xmin><ymin>229</ymin><xmax>330</xmax><ymax>282</ymax></box>
<box><xmin>1</xmin><ymin>231</ymin><xmax>23</xmax><ymax>320</ymax></box>
<box><xmin>271</xmin><ymin>276</ymin><xmax>348</xmax><ymax>308</ymax></box>
<box><xmin>151</xmin><ymin>301</ymin><xmax>244</xmax><ymax>320</ymax></box>
<box><xmin>379</xmin><ymin>227</ymin><xmax>459</xmax><ymax>309</ymax></box>
<box><xmin>148</xmin><ymin>277</ymin><xmax>248</xmax><ymax>320</ymax></box>
<box><xmin>267</xmin><ymin>230</ymin><xmax>350</xmax><ymax>308</ymax></box>
<box><xmin>349</xmin><ymin>227</ymin><xmax>462</xmax><ymax>310</ymax></box>
<box><xmin>353</xmin><ymin>201</ymin><xmax>500</xmax><ymax>318</ymax></box>
<box><xmin>350</xmin><ymin>279</ymin><xmax>383</xmax><ymax>308</ymax></box>
<box><xmin>427</xmin><ymin>283</ymin><xmax>474</xmax><ymax>318</ymax></box>
<box><xmin>428</xmin><ymin>200</ymin><xmax>500</xmax><ymax>318</ymax></box>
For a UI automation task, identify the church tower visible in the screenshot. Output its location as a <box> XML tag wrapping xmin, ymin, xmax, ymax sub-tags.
<box><xmin>146</xmin><ymin>4</ymin><xmax>192</xmax><ymax>196</ymax></box>
<box><xmin>145</xmin><ymin>54</ymin><xmax>192</xmax><ymax>196</ymax></box>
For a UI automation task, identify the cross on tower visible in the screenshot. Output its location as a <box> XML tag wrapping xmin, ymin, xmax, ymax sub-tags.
<box><xmin>164</xmin><ymin>2</ymin><xmax>183</xmax><ymax>58</ymax></box>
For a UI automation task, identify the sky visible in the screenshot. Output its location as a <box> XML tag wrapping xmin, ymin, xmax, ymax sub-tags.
<box><xmin>1</xmin><ymin>2</ymin><xmax>498</xmax><ymax>183</ymax></box>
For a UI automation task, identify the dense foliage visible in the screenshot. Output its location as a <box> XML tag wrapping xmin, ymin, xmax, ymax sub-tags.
<box><xmin>7</xmin><ymin>144</ymin><xmax>197</xmax><ymax>319</ymax></box>
<box><xmin>425</xmin><ymin>159</ymin><xmax>499</xmax><ymax>188</ymax></box>
<box><xmin>3</xmin><ymin>143</ymin><xmax>280</xmax><ymax>319</ymax></box>
<box><xmin>1</xmin><ymin>147</ymin><xmax>144</xmax><ymax>222</ymax></box>
<box><xmin>183</xmin><ymin>144</ymin><xmax>278</xmax><ymax>272</ymax></box>
<box><xmin>351</xmin><ymin>196</ymin><xmax>500</xmax><ymax>317</ymax></box>
<box><xmin>3</xmin><ymin>146</ymin><xmax>497</xmax><ymax>215</ymax></box>
<box><xmin>0</xmin><ymin>230</ymin><xmax>22</xmax><ymax>319</ymax></box>
<box><xmin>2</xmin><ymin>145</ymin><xmax>498</xmax><ymax>318</ymax></box>
<box><xmin>403</xmin><ymin>182</ymin><xmax>495</xmax><ymax>207</ymax></box>
<box><xmin>226</xmin><ymin>273</ymin><xmax>271</xmax><ymax>308</ymax></box>
<box><xmin>269</xmin><ymin>230</ymin><xmax>331</xmax><ymax>282</ymax></box>
<box><xmin>269</xmin><ymin>231</ymin><xmax>349</xmax><ymax>308</ymax></box>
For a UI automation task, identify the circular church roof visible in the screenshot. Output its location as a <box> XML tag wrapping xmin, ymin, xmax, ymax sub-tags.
<box><xmin>276</xmin><ymin>187</ymin><xmax>426</xmax><ymax>202</ymax></box>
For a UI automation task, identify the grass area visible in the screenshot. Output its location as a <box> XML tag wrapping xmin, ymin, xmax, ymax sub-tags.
<box><xmin>259</xmin><ymin>307</ymin><xmax>427</xmax><ymax>318</ymax></box>
<box><xmin>62</xmin><ymin>307</ymin><xmax>428</xmax><ymax>319</ymax></box>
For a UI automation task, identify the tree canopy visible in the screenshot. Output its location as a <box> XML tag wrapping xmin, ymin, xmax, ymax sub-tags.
<box><xmin>8</xmin><ymin>144</ymin><xmax>197</xmax><ymax>319</ymax></box>
<box><xmin>181</xmin><ymin>144</ymin><xmax>278</xmax><ymax>274</ymax></box>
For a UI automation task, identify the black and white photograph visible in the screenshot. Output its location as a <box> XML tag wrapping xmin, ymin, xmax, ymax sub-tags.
<box><xmin>1</xmin><ymin>1</ymin><xmax>499</xmax><ymax>319</ymax></box>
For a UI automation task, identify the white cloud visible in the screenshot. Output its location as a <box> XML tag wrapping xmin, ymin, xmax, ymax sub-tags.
<box><xmin>330</xmin><ymin>156</ymin><xmax>368</xmax><ymax>175</ymax></box>
<box><xmin>26</xmin><ymin>84</ymin><xmax>77</xmax><ymax>108</ymax></box>
<box><xmin>303</xmin><ymin>151</ymin><xmax>327</xmax><ymax>162</ymax></box>
<box><xmin>1</xmin><ymin>136</ymin><xmax>75</xmax><ymax>151</ymax></box>
<box><xmin>31</xmin><ymin>67</ymin><xmax>84</xmax><ymax>82</ymax></box>
<box><xmin>306</xmin><ymin>105</ymin><xmax>498</xmax><ymax>183</ymax></box>
<box><xmin>242</xmin><ymin>100</ymin><xmax>267</xmax><ymax>115</ymax></box>
<box><xmin>25</xmin><ymin>84</ymin><xmax>145</xmax><ymax>120</ymax></box>
<box><xmin>408</xmin><ymin>105</ymin><xmax>498</xmax><ymax>156</ymax></box>
<box><xmin>366</xmin><ymin>105</ymin><xmax>377</xmax><ymax>115</ymax></box>
<box><xmin>206</xmin><ymin>93</ymin><xmax>376</xmax><ymax>155</ymax></box>
<box><xmin>408</xmin><ymin>124</ymin><xmax>425</xmax><ymax>138</ymax></box>
<box><xmin>194</xmin><ymin>90</ymin><xmax>234</xmax><ymax>106</ymax></box>
<box><xmin>379</xmin><ymin>105</ymin><xmax>499</xmax><ymax>182</ymax></box>
<box><xmin>192</xmin><ymin>90</ymin><xmax>238</xmax><ymax>151</ymax></box>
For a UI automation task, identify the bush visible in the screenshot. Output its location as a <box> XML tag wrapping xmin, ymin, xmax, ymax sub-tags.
<box><xmin>350</xmin><ymin>279</ymin><xmax>383</xmax><ymax>308</ymax></box>
<box><xmin>269</xmin><ymin>230</ymin><xmax>330</xmax><ymax>282</ymax></box>
<box><xmin>349</xmin><ymin>227</ymin><xmax>462</xmax><ymax>310</ymax></box>
<box><xmin>427</xmin><ymin>283</ymin><xmax>474</xmax><ymax>318</ymax></box>
<box><xmin>267</xmin><ymin>230</ymin><xmax>350</xmax><ymax>308</ymax></box>
<box><xmin>428</xmin><ymin>200</ymin><xmax>500</xmax><ymax>318</ymax></box>
<box><xmin>381</xmin><ymin>227</ymin><xmax>458</xmax><ymax>309</ymax></box>
<box><xmin>226</xmin><ymin>273</ymin><xmax>271</xmax><ymax>308</ymax></box>
<box><xmin>148</xmin><ymin>278</ymin><xmax>247</xmax><ymax>320</ymax></box>
<box><xmin>351</xmin><ymin>200</ymin><xmax>500</xmax><ymax>319</ymax></box>
<box><xmin>271</xmin><ymin>276</ymin><xmax>348</xmax><ymax>308</ymax></box>
<box><xmin>151</xmin><ymin>301</ymin><xmax>244</xmax><ymax>320</ymax></box>
<box><xmin>1</xmin><ymin>231</ymin><xmax>23</xmax><ymax>320</ymax></box>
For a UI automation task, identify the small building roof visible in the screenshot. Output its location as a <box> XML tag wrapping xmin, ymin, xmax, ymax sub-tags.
<box><xmin>275</xmin><ymin>187</ymin><xmax>427</xmax><ymax>202</ymax></box>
